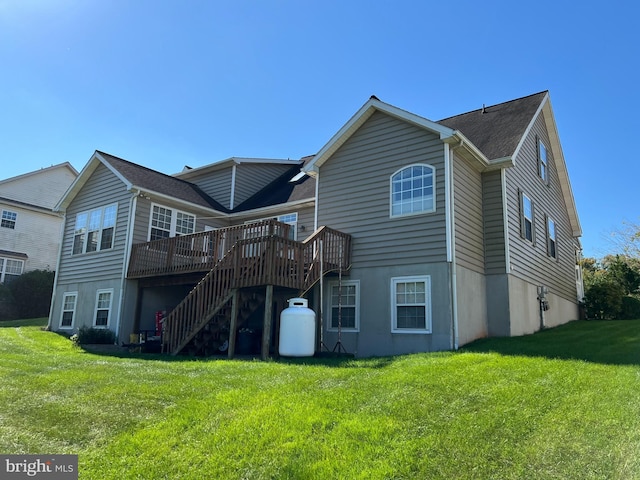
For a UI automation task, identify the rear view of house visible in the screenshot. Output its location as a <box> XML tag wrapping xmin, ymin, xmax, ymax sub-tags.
<box><xmin>48</xmin><ymin>91</ymin><xmax>582</xmax><ymax>358</ymax></box>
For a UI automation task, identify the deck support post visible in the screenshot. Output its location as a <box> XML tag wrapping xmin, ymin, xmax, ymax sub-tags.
<box><xmin>227</xmin><ymin>289</ymin><xmax>239</xmax><ymax>359</ymax></box>
<box><xmin>261</xmin><ymin>284</ymin><xmax>274</xmax><ymax>360</ymax></box>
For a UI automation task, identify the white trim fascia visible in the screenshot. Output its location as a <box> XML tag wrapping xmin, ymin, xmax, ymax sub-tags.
<box><xmin>542</xmin><ymin>99</ymin><xmax>582</xmax><ymax>237</ymax></box>
<box><xmin>229</xmin><ymin>164</ymin><xmax>237</xmax><ymax>210</ymax></box>
<box><xmin>0</xmin><ymin>162</ymin><xmax>78</xmax><ymax>186</ymax></box>
<box><xmin>511</xmin><ymin>92</ymin><xmax>548</xmax><ymax>163</ymax></box>
<box><xmin>174</xmin><ymin>157</ymin><xmax>300</xmax><ymax>178</ymax></box>
<box><xmin>134</xmin><ymin>189</ymin><xmax>227</xmax><ymax>218</ymax></box>
<box><xmin>305</xmin><ymin>98</ymin><xmax>456</xmax><ymax>173</ymax></box>
<box><xmin>228</xmin><ymin>198</ymin><xmax>316</xmax><ymax>220</ymax></box>
<box><xmin>0</xmin><ymin>199</ymin><xmax>63</xmax><ymax>217</ymax></box>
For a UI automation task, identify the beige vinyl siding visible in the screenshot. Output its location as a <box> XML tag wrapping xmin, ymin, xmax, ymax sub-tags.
<box><xmin>505</xmin><ymin>113</ymin><xmax>577</xmax><ymax>302</ymax></box>
<box><xmin>0</xmin><ymin>166</ymin><xmax>76</xmax><ymax>209</ymax></box>
<box><xmin>482</xmin><ymin>170</ymin><xmax>507</xmax><ymax>274</ymax></box>
<box><xmin>188</xmin><ymin>167</ymin><xmax>234</xmax><ymax>209</ymax></box>
<box><xmin>233</xmin><ymin>164</ymin><xmax>292</xmax><ymax>207</ymax></box>
<box><xmin>0</xmin><ymin>204</ymin><xmax>62</xmax><ymax>272</ymax></box>
<box><xmin>317</xmin><ymin>111</ymin><xmax>447</xmax><ymax>268</ymax></box>
<box><xmin>57</xmin><ymin>164</ymin><xmax>131</xmax><ymax>283</ymax></box>
<box><xmin>453</xmin><ymin>153</ymin><xmax>485</xmax><ymax>273</ymax></box>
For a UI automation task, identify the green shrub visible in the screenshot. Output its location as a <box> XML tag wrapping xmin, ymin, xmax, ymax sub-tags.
<box><xmin>620</xmin><ymin>296</ymin><xmax>640</xmax><ymax>319</ymax></box>
<box><xmin>0</xmin><ymin>283</ymin><xmax>18</xmax><ymax>321</ymax></box>
<box><xmin>6</xmin><ymin>270</ymin><xmax>55</xmax><ymax>319</ymax></box>
<box><xmin>71</xmin><ymin>326</ymin><xmax>116</xmax><ymax>345</ymax></box>
<box><xmin>583</xmin><ymin>280</ymin><xmax>624</xmax><ymax>319</ymax></box>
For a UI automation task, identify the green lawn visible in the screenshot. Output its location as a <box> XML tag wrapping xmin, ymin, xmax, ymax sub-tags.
<box><xmin>0</xmin><ymin>318</ymin><xmax>639</xmax><ymax>479</ymax></box>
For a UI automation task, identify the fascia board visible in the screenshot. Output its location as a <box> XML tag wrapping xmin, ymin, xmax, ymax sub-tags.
<box><xmin>228</xmin><ymin>198</ymin><xmax>316</xmax><ymax>220</ymax></box>
<box><xmin>542</xmin><ymin>99</ymin><xmax>582</xmax><ymax>237</ymax></box>
<box><xmin>174</xmin><ymin>157</ymin><xmax>299</xmax><ymax>179</ymax></box>
<box><xmin>133</xmin><ymin>188</ymin><xmax>228</xmax><ymax>218</ymax></box>
<box><xmin>511</xmin><ymin>92</ymin><xmax>548</xmax><ymax>163</ymax></box>
<box><xmin>54</xmin><ymin>153</ymin><xmax>108</xmax><ymax>212</ymax></box>
<box><xmin>304</xmin><ymin>98</ymin><xmax>456</xmax><ymax>174</ymax></box>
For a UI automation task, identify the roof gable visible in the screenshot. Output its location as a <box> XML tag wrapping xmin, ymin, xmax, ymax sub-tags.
<box><xmin>438</xmin><ymin>91</ymin><xmax>548</xmax><ymax>161</ymax></box>
<box><xmin>56</xmin><ymin>151</ymin><xmax>228</xmax><ymax>213</ymax></box>
<box><xmin>304</xmin><ymin>97</ymin><xmax>457</xmax><ymax>174</ymax></box>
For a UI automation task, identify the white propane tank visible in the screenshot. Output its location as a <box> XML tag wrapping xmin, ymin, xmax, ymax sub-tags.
<box><xmin>279</xmin><ymin>298</ymin><xmax>316</xmax><ymax>357</ymax></box>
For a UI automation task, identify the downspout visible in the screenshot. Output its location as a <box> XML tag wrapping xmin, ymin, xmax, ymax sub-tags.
<box><xmin>46</xmin><ymin>211</ymin><xmax>67</xmax><ymax>331</ymax></box>
<box><xmin>230</xmin><ymin>164</ymin><xmax>237</xmax><ymax>209</ymax></box>
<box><xmin>313</xmin><ymin>171</ymin><xmax>319</xmax><ymax>231</ymax></box>
<box><xmin>115</xmin><ymin>190</ymin><xmax>138</xmax><ymax>341</ymax></box>
<box><xmin>444</xmin><ymin>142</ymin><xmax>459</xmax><ymax>350</ymax></box>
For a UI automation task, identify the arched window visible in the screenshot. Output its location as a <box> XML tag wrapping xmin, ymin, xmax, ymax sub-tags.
<box><xmin>390</xmin><ymin>164</ymin><xmax>435</xmax><ymax>217</ymax></box>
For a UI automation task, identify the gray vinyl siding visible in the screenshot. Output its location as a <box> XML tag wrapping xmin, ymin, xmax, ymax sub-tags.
<box><xmin>56</xmin><ymin>163</ymin><xmax>131</xmax><ymax>284</ymax></box>
<box><xmin>131</xmin><ymin>198</ymin><xmax>228</xmax><ymax>244</ymax></box>
<box><xmin>317</xmin><ymin>111</ymin><xmax>447</xmax><ymax>268</ymax></box>
<box><xmin>233</xmin><ymin>164</ymin><xmax>292</xmax><ymax>207</ymax></box>
<box><xmin>482</xmin><ymin>170</ymin><xmax>507</xmax><ymax>274</ymax></box>
<box><xmin>505</xmin><ymin>113</ymin><xmax>577</xmax><ymax>302</ymax></box>
<box><xmin>188</xmin><ymin>167</ymin><xmax>234</xmax><ymax>209</ymax></box>
<box><xmin>453</xmin><ymin>153</ymin><xmax>485</xmax><ymax>273</ymax></box>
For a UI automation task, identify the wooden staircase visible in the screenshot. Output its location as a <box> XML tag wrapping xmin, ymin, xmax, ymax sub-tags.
<box><xmin>159</xmin><ymin>222</ymin><xmax>351</xmax><ymax>356</ymax></box>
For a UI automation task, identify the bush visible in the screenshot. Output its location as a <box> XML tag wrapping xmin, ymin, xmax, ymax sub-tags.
<box><xmin>0</xmin><ymin>283</ymin><xmax>18</xmax><ymax>321</ymax></box>
<box><xmin>5</xmin><ymin>270</ymin><xmax>55</xmax><ymax>319</ymax></box>
<box><xmin>620</xmin><ymin>296</ymin><xmax>640</xmax><ymax>320</ymax></box>
<box><xmin>71</xmin><ymin>326</ymin><xmax>116</xmax><ymax>345</ymax></box>
<box><xmin>583</xmin><ymin>280</ymin><xmax>624</xmax><ymax>319</ymax></box>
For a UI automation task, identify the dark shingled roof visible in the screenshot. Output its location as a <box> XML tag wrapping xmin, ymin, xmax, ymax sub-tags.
<box><xmin>233</xmin><ymin>162</ymin><xmax>315</xmax><ymax>212</ymax></box>
<box><xmin>97</xmin><ymin>151</ymin><xmax>229</xmax><ymax>212</ymax></box>
<box><xmin>437</xmin><ymin>91</ymin><xmax>547</xmax><ymax>160</ymax></box>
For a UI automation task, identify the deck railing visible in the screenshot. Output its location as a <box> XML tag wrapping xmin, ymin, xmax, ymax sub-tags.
<box><xmin>127</xmin><ymin>219</ymin><xmax>292</xmax><ymax>278</ymax></box>
<box><xmin>156</xmin><ymin>222</ymin><xmax>351</xmax><ymax>355</ymax></box>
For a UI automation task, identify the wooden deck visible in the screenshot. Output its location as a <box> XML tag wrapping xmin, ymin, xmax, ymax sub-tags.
<box><xmin>126</xmin><ymin>220</ymin><xmax>351</xmax><ymax>355</ymax></box>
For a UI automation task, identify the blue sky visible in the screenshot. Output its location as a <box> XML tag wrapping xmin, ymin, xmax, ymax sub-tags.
<box><xmin>0</xmin><ymin>0</ymin><xmax>638</xmax><ymax>258</ymax></box>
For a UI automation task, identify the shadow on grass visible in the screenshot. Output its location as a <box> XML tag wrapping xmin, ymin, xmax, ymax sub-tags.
<box><xmin>0</xmin><ymin>317</ymin><xmax>48</xmax><ymax>328</ymax></box>
<box><xmin>462</xmin><ymin>319</ymin><xmax>640</xmax><ymax>367</ymax></box>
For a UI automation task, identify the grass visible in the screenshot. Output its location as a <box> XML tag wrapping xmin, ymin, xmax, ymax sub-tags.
<box><xmin>0</xmin><ymin>319</ymin><xmax>639</xmax><ymax>479</ymax></box>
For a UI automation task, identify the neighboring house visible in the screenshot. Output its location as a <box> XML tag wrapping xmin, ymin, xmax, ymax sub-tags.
<box><xmin>48</xmin><ymin>91</ymin><xmax>582</xmax><ymax>358</ymax></box>
<box><xmin>0</xmin><ymin>163</ymin><xmax>78</xmax><ymax>282</ymax></box>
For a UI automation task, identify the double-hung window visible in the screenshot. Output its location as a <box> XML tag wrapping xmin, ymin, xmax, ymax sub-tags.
<box><xmin>72</xmin><ymin>204</ymin><xmax>117</xmax><ymax>254</ymax></box>
<box><xmin>391</xmin><ymin>276</ymin><xmax>431</xmax><ymax>333</ymax></box>
<box><xmin>1</xmin><ymin>210</ymin><xmax>17</xmax><ymax>229</ymax></box>
<box><xmin>94</xmin><ymin>289</ymin><xmax>113</xmax><ymax>328</ymax></box>
<box><xmin>390</xmin><ymin>164</ymin><xmax>435</xmax><ymax>217</ymax></box>
<box><xmin>520</xmin><ymin>191</ymin><xmax>534</xmax><ymax>243</ymax></box>
<box><xmin>149</xmin><ymin>204</ymin><xmax>195</xmax><ymax>240</ymax></box>
<box><xmin>547</xmin><ymin>216</ymin><xmax>557</xmax><ymax>259</ymax></box>
<box><xmin>328</xmin><ymin>280</ymin><xmax>359</xmax><ymax>331</ymax></box>
<box><xmin>0</xmin><ymin>257</ymin><xmax>24</xmax><ymax>283</ymax></box>
<box><xmin>61</xmin><ymin>292</ymin><xmax>77</xmax><ymax>328</ymax></box>
<box><xmin>538</xmin><ymin>138</ymin><xmax>548</xmax><ymax>184</ymax></box>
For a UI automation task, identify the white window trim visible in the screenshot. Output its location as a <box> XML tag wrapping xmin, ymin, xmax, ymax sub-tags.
<box><xmin>72</xmin><ymin>203</ymin><xmax>118</xmax><ymax>255</ymax></box>
<box><xmin>1</xmin><ymin>209</ymin><xmax>17</xmax><ymax>229</ymax></box>
<box><xmin>0</xmin><ymin>257</ymin><xmax>24</xmax><ymax>283</ymax></box>
<box><xmin>537</xmin><ymin>137</ymin><xmax>549</xmax><ymax>184</ymax></box>
<box><xmin>390</xmin><ymin>164</ymin><xmax>436</xmax><ymax>218</ymax></box>
<box><xmin>148</xmin><ymin>203</ymin><xmax>196</xmax><ymax>240</ymax></box>
<box><xmin>60</xmin><ymin>292</ymin><xmax>78</xmax><ymax>329</ymax></box>
<box><xmin>547</xmin><ymin>216</ymin><xmax>557</xmax><ymax>259</ymax></box>
<box><xmin>391</xmin><ymin>275</ymin><xmax>432</xmax><ymax>334</ymax></box>
<box><xmin>327</xmin><ymin>279</ymin><xmax>360</xmax><ymax>332</ymax></box>
<box><xmin>93</xmin><ymin>289</ymin><xmax>114</xmax><ymax>329</ymax></box>
<box><xmin>520</xmin><ymin>191</ymin><xmax>535</xmax><ymax>244</ymax></box>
